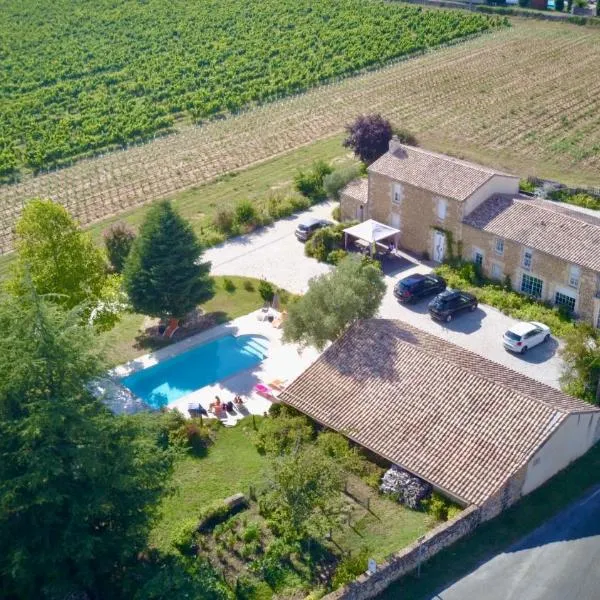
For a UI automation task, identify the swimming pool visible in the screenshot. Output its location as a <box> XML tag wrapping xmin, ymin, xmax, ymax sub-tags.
<box><xmin>121</xmin><ymin>334</ymin><xmax>268</xmax><ymax>408</ymax></box>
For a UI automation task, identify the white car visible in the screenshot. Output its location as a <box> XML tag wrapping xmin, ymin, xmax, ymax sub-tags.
<box><xmin>503</xmin><ymin>321</ymin><xmax>551</xmax><ymax>355</ymax></box>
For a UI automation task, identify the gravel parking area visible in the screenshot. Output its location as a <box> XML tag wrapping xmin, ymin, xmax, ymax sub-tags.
<box><xmin>204</xmin><ymin>206</ymin><xmax>564</xmax><ymax>389</ymax></box>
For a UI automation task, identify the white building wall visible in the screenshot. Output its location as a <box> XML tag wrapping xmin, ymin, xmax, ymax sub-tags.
<box><xmin>462</xmin><ymin>175</ymin><xmax>520</xmax><ymax>217</ymax></box>
<box><xmin>522</xmin><ymin>412</ymin><xmax>600</xmax><ymax>495</ymax></box>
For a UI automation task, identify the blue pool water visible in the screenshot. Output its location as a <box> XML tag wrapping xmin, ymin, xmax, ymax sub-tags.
<box><xmin>121</xmin><ymin>334</ymin><xmax>268</xmax><ymax>408</ymax></box>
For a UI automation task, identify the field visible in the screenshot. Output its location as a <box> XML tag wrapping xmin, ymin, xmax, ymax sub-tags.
<box><xmin>2</xmin><ymin>20</ymin><xmax>600</xmax><ymax>256</ymax></box>
<box><xmin>0</xmin><ymin>0</ymin><xmax>501</xmax><ymax>175</ymax></box>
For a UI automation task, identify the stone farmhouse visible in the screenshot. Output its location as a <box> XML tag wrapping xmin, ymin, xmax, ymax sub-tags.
<box><xmin>340</xmin><ymin>140</ymin><xmax>600</xmax><ymax>327</ymax></box>
<box><xmin>279</xmin><ymin>319</ymin><xmax>600</xmax><ymax>520</ymax></box>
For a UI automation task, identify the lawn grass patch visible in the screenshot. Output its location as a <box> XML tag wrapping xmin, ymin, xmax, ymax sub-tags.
<box><xmin>377</xmin><ymin>441</ymin><xmax>600</xmax><ymax>599</ymax></box>
<box><xmin>98</xmin><ymin>275</ymin><xmax>290</xmax><ymax>367</ymax></box>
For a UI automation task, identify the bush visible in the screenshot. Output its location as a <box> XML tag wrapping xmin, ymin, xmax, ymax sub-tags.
<box><xmin>434</xmin><ymin>262</ymin><xmax>576</xmax><ymax>338</ymax></box>
<box><xmin>392</xmin><ymin>127</ymin><xmax>419</xmax><ymax>146</ymax></box>
<box><xmin>304</xmin><ymin>222</ymin><xmax>349</xmax><ymax>263</ymax></box>
<box><xmin>265</xmin><ymin>193</ymin><xmax>297</xmax><ymax>220</ymax></box>
<box><xmin>519</xmin><ymin>178</ymin><xmax>536</xmax><ymax>194</ymax></box>
<box><xmin>323</xmin><ymin>165</ymin><xmax>361</xmax><ymax>200</ymax></box>
<box><xmin>223</xmin><ymin>277</ymin><xmax>236</xmax><ymax>292</ymax></box>
<box><xmin>423</xmin><ymin>492</ymin><xmax>451</xmax><ymax>521</ymax></box>
<box><xmin>171</xmin><ymin>518</ymin><xmax>200</xmax><ymax>556</ymax></box>
<box><xmin>549</xmin><ymin>189</ymin><xmax>600</xmax><ymax>211</ymax></box>
<box><xmin>213</xmin><ymin>208</ymin><xmax>236</xmax><ymax>233</ymax></box>
<box><xmin>254</xmin><ymin>410</ymin><xmax>314</xmax><ymax>455</ymax></box>
<box><xmin>331</xmin><ymin>205</ymin><xmax>341</xmax><ymax>222</ymax></box>
<box><xmin>250</xmin><ymin>539</ymin><xmax>298</xmax><ymax>587</ymax></box>
<box><xmin>327</xmin><ymin>249</ymin><xmax>348</xmax><ymax>265</ymax></box>
<box><xmin>288</xmin><ymin>195</ymin><xmax>311</xmax><ymax>212</ymax></box>
<box><xmin>241</xmin><ymin>523</ymin><xmax>260</xmax><ymax>543</ymax></box>
<box><xmin>316</xmin><ymin>431</ymin><xmax>365</xmax><ymax>474</ymax></box>
<box><xmin>169</xmin><ymin>420</ymin><xmax>213</xmax><ymax>455</ymax></box>
<box><xmin>294</xmin><ymin>160</ymin><xmax>333</xmax><ymax>203</ymax></box>
<box><xmin>235</xmin><ymin>199</ymin><xmax>259</xmax><ymax>226</ymax></box>
<box><xmin>242</xmin><ymin>279</ymin><xmax>255</xmax><ymax>292</ymax></box>
<box><xmin>197</xmin><ymin>501</ymin><xmax>241</xmax><ymax>533</ymax></box>
<box><xmin>258</xmin><ymin>279</ymin><xmax>274</xmax><ymax>303</ymax></box>
<box><xmin>332</xmin><ymin>548</ymin><xmax>369</xmax><ymax>589</ymax></box>
<box><xmin>104</xmin><ymin>222</ymin><xmax>136</xmax><ymax>273</ymax></box>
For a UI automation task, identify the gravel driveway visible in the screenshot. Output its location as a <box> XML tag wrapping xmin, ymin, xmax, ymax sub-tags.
<box><xmin>204</xmin><ymin>205</ymin><xmax>564</xmax><ymax>389</ymax></box>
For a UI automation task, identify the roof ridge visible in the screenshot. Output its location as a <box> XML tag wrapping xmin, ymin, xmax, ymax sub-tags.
<box><xmin>374</xmin><ymin>319</ymin><xmax>588</xmax><ymax>415</ymax></box>
<box><xmin>397</xmin><ymin>143</ymin><xmax>509</xmax><ymax>176</ymax></box>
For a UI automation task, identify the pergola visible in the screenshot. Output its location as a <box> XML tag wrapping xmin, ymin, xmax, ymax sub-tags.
<box><xmin>343</xmin><ymin>219</ymin><xmax>400</xmax><ymax>257</ymax></box>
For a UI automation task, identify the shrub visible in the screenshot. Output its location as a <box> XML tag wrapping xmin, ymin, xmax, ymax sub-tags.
<box><xmin>213</xmin><ymin>208</ymin><xmax>236</xmax><ymax>233</ymax></box>
<box><xmin>104</xmin><ymin>222</ymin><xmax>136</xmax><ymax>273</ymax></box>
<box><xmin>447</xmin><ymin>505</ymin><xmax>463</xmax><ymax>520</ymax></box>
<box><xmin>223</xmin><ymin>277</ymin><xmax>236</xmax><ymax>292</ymax></box>
<box><xmin>198</xmin><ymin>501</ymin><xmax>241</xmax><ymax>532</ymax></box>
<box><xmin>549</xmin><ymin>189</ymin><xmax>600</xmax><ymax>211</ymax></box>
<box><xmin>294</xmin><ymin>160</ymin><xmax>333</xmax><ymax>203</ymax></box>
<box><xmin>289</xmin><ymin>195</ymin><xmax>311</xmax><ymax>212</ymax></box>
<box><xmin>332</xmin><ymin>205</ymin><xmax>341</xmax><ymax>222</ymax></box>
<box><xmin>265</xmin><ymin>193</ymin><xmax>295</xmax><ymax>219</ymax></box>
<box><xmin>253</xmin><ymin>410</ymin><xmax>314</xmax><ymax>455</ymax></box>
<box><xmin>234</xmin><ymin>199</ymin><xmax>258</xmax><ymax>226</ymax></box>
<box><xmin>316</xmin><ymin>431</ymin><xmax>366</xmax><ymax>474</ymax></box>
<box><xmin>241</xmin><ymin>523</ymin><xmax>260</xmax><ymax>543</ymax></box>
<box><xmin>392</xmin><ymin>127</ymin><xmax>419</xmax><ymax>146</ymax></box>
<box><xmin>250</xmin><ymin>539</ymin><xmax>298</xmax><ymax>587</ymax></box>
<box><xmin>258</xmin><ymin>279</ymin><xmax>275</xmax><ymax>303</ymax></box>
<box><xmin>242</xmin><ymin>279</ymin><xmax>255</xmax><ymax>292</ymax></box>
<box><xmin>327</xmin><ymin>249</ymin><xmax>348</xmax><ymax>265</ymax></box>
<box><xmin>423</xmin><ymin>492</ymin><xmax>451</xmax><ymax>521</ymax></box>
<box><xmin>323</xmin><ymin>165</ymin><xmax>361</xmax><ymax>200</ymax></box>
<box><xmin>332</xmin><ymin>548</ymin><xmax>370</xmax><ymax>589</ymax></box>
<box><xmin>574</xmin><ymin>0</ymin><xmax>587</xmax><ymax>7</ymax></box>
<box><xmin>519</xmin><ymin>178</ymin><xmax>536</xmax><ymax>194</ymax></box>
<box><xmin>171</xmin><ymin>518</ymin><xmax>200</xmax><ymax>556</ymax></box>
<box><xmin>304</xmin><ymin>223</ymin><xmax>348</xmax><ymax>263</ymax></box>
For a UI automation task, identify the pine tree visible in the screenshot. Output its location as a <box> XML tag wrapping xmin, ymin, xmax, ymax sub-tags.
<box><xmin>0</xmin><ymin>289</ymin><xmax>172</xmax><ymax>599</ymax></box>
<box><xmin>123</xmin><ymin>201</ymin><xmax>214</xmax><ymax>318</ymax></box>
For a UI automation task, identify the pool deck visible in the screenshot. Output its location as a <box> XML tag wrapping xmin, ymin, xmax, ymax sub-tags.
<box><xmin>105</xmin><ymin>309</ymin><xmax>321</xmax><ymax>423</ymax></box>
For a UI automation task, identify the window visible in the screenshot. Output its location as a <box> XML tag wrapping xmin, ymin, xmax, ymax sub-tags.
<box><xmin>491</xmin><ymin>263</ymin><xmax>503</xmax><ymax>280</ymax></box>
<box><xmin>392</xmin><ymin>183</ymin><xmax>403</xmax><ymax>205</ymax></box>
<box><xmin>568</xmin><ymin>265</ymin><xmax>581</xmax><ymax>288</ymax></box>
<box><xmin>522</xmin><ymin>248</ymin><xmax>533</xmax><ymax>270</ymax></box>
<box><xmin>495</xmin><ymin>238</ymin><xmax>504</xmax><ymax>256</ymax></box>
<box><xmin>437</xmin><ymin>198</ymin><xmax>447</xmax><ymax>220</ymax></box>
<box><xmin>555</xmin><ymin>291</ymin><xmax>576</xmax><ymax>313</ymax></box>
<box><xmin>521</xmin><ymin>273</ymin><xmax>543</xmax><ymax>298</ymax></box>
<box><xmin>472</xmin><ymin>247</ymin><xmax>484</xmax><ymax>268</ymax></box>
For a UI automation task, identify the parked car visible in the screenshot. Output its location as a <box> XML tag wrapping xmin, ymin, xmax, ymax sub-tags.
<box><xmin>503</xmin><ymin>321</ymin><xmax>551</xmax><ymax>354</ymax></box>
<box><xmin>428</xmin><ymin>290</ymin><xmax>478</xmax><ymax>322</ymax></box>
<box><xmin>394</xmin><ymin>273</ymin><xmax>446</xmax><ymax>303</ymax></box>
<box><xmin>294</xmin><ymin>218</ymin><xmax>331</xmax><ymax>242</ymax></box>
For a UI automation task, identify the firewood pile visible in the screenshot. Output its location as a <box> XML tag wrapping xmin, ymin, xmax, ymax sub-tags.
<box><xmin>380</xmin><ymin>465</ymin><xmax>432</xmax><ymax>509</ymax></box>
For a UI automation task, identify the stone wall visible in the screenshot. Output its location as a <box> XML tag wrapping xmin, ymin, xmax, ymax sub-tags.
<box><xmin>322</xmin><ymin>504</ymin><xmax>481</xmax><ymax>600</ymax></box>
<box><xmin>461</xmin><ymin>223</ymin><xmax>600</xmax><ymax>324</ymax></box>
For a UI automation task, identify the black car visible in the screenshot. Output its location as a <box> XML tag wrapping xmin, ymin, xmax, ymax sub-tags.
<box><xmin>294</xmin><ymin>218</ymin><xmax>331</xmax><ymax>242</ymax></box>
<box><xmin>428</xmin><ymin>290</ymin><xmax>478</xmax><ymax>322</ymax></box>
<box><xmin>394</xmin><ymin>273</ymin><xmax>447</xmax><ymax>303</ymax></box>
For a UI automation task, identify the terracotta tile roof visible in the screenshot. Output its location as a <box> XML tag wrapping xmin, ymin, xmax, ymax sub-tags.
<box><xmin>464</xmin><ymin>196</ymin><xmax>600</xmax><ymax>272</ymax></box>
<box><xmin>340</xmin><ymin>178</ymin><xmax>369</xmax><ymax>204</ymax></box>
<box><xmin>368</xmin><ymin>144</ymin><xmax>516</xmax><ymax>201</ymax></box>
<box><xmin>279</xmin><ymin>320</ymin><xmax>597</xmax><ymax>505</ymax></box>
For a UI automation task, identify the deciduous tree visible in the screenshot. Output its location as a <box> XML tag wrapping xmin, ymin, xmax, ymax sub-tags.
<box><xmin>343</xmin><ymin>114</ymin><xmax>393</xmax><ymax>165</ymax></box>
<box><xmin>0</xmin><ymin>289</ymin><xmax>173</xmax><ymax>599</ymax></box>
<box><xmin>9</xmin><ymin>198</ymin><xmax>121</xmax><ymax>330</ymax></box>
<box><xmin>123</xmin><ymin>201</ymin><xmax>214</xmax><ymax>318</ymax></box>
<box><xmin>283</xmin><ymin>255</ymin><xmax>386</xmax><ymax>350</ymax></box>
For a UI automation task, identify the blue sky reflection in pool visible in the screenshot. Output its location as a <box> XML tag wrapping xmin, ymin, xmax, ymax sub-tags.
<box><xmin>121</xmin><ymin>334</ymin><xmax>268</xmax><ymax>408</ymax></box>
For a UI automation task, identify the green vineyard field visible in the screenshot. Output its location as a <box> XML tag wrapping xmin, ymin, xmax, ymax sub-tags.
<box><xmin>0</xmin><ymin>0</ymin><xmax>505</xmax><ymax>176</ymax></box>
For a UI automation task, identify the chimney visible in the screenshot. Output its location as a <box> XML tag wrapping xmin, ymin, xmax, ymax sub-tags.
<box><xmin>389</xmin><ymin>135</ymin><xmax>403</xmax><ymax>155</ymax></box>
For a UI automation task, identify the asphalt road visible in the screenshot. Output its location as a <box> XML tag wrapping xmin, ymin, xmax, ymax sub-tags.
<box><xmin>435</xmin><ymin>485</ymin><xmax>600</xmax><ymax>600</ymax></box>
<box><xmin>204</xmin><ymin>204</ymin><xmax>564</xmax><ymax>389</ymax></box>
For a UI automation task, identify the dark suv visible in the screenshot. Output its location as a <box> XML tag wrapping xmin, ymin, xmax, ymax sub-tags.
<box><xmin>394</xmin><ymin>273</ymin><xmax>446</xmax><ymax>304</ymax></box>
<box><xmin>295</xmin><ymin>218</ymin><xmax>331</xmax><ymax>242</ymax></box>
<box><xmin>428</xmin><ymin>290</ymin><xmax>478</xmax><ymax>322</ymax></box>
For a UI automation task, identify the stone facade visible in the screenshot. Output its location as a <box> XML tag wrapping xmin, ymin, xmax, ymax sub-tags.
<box><xmin>461</xmin><ymin>224</ymin><xmax>600</xmax><ymax>324</ymax></box>
<box><xmin>366</xmin><ymin>172</ymin><xmax>462</xmax><ymax>260</ymax></box>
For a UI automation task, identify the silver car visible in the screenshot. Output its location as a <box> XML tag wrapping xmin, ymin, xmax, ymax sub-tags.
<box><xmin>503</xmin><ymin>321</ymin><xmax>551</xmax><ymax>354</ymax></box>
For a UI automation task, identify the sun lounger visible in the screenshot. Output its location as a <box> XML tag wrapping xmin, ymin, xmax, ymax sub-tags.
<box><xmin>163</xmin><ymin>318</ymin><xmax>179</xmax><ymax>338</ymax></box>
<box><xmin>254</xmin><ymin>383</ymin><xmax>275</xmax><ymax>399</ymax></box>
<box><xmin>269</xmin><ymin>379</ymin><xmax>287</xmax><ymax>391</ymax></box>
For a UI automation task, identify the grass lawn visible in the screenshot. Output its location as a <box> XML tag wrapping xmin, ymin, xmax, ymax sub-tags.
<box><xmin>149</xmin><ymin>417</ymin><xmax>268</xmax><ymax>552</ymax></box>
<box><xmin>378</xmin><ymin>442</ymin><xmax>600</xmax><ymax>599</ymax></box>
<box><xmin>99</xmin><ymin>275</ymin><xmax>289</xmax><ymax>367</ymax></box>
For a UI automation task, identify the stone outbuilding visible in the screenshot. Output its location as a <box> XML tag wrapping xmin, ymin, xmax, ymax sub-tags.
<box><xmin>279</xmin><ymin>319</ymin><xmax>600</xmax><ymax>519</ymax></box>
